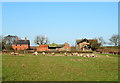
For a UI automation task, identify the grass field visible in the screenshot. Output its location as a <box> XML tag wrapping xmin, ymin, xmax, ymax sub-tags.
<box><xmin>2</xmin><ymin>53</ymin><xmax>119</xmax><ymax>81</ymax></box>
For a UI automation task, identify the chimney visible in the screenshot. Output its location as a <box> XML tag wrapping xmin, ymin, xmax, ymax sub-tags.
<box><xmin>16</xmin><ymin>37</ymin><xmax>18</xmax><ymax>41</ymax></box>
<box><xmin>24</xmin><ymin>37</ymin><xmax>27</xmax><ymax>40</ymax></box>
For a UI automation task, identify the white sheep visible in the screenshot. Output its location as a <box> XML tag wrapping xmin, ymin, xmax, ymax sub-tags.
<box><xmin>86</xmin><ymin>54</ymin><xmax>90</xmax><ymax>57</ymax></box>
<box><xmin>77</xmin><ymin>54</ymin><xmax>80</xmax><ymax>56</ymax></box>
<box><xmin>33</xmin><ymin>52</ymin><xmax>38</xmax><ymax>55</ymax></box>
<box><xmin>42</xmin><ymin>52</ymin><xmax>46</xmax><ymax>55</ymax></box>
<box><xmin>80</xmin><ymin>54</ymin><xmax>83</xmax><ymax>57</ymax></box>
<box><xmin>91</xmin><ymin>54</ymin><xmax>95</xmax><ymax>57</ymax></box>
<box><xmin>14</xmin><ymin>53</ymin><xmax>19</xmax><ymax>55</ymax></box>
<box><xmin>51</xmin><ymin>52</ymin><xmax>55</xmax><ymax>56</ymax></box>
<box><xmin>11</xmin><ymin>52</ymin><xmax>15</xmax><ymax>55</ymax></box>
<box><xmin>64</xmin><ymin>52</ymin><xmax>67</xmax><ymax>56</ymax></box>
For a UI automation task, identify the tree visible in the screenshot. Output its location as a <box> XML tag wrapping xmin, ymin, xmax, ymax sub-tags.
<box><xmin>3</xmin><ymin>35</ymin><xmax>18</xmax><ymax>45</ymax></box>
<box><xmin>89</xmin><ymin>39</ymin><xmax>101</xmax><ymax>51</ymax></box>
<box><xmin>109</xmin><ymin>34</ymin><xmax>120</xmax><ymax>46</ymax></box>
<box><xmin>34</xmin><ymin>35</ymin><xmax>49</xmax><ymax>45</ymax></box>
<box><xmin>98</xmin><ymin>37</ymin><xmax>106</xmax><ymax>46</ymax></box>
<box><xmin>2</xmin><ymin>35</ymin><xmax>18</xmax><ymax>51</ymax></box>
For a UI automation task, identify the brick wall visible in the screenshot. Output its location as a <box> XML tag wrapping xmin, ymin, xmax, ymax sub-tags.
<box><xmin>37</xmin><ymin>45</ymin><xmax>50</xmax><ymax>51</ymax></box>
<box><xmin>12</xmin><ymin>44</ymin><xmax>29</xmax><ymax>50</ymax></box>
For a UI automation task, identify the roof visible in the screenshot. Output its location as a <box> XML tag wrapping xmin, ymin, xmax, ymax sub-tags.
<box><xmin>49</xmin><ymin>43</ymin><xmax>65</xmax><ymax>48</ymax></box>
<box><xmin>30</xmin><ymin>46</ymin><xmax>38</xmax><ymax>50</ymax></box>
<box><xmin>76</xmin><ymin>39</ymin><xmax>97</xmax><ymax>44</ymax></box>
<box><xmin>13</xmin><ymin>40</ymin><xmax>30</xmax><ymax>45</ymax></box>
<box><xmin>76</xmin><ymin>39</ymin><xmax>89</xmax><ymax>44</ymax></box>
<box><xmin>38</xmin><ymin>45</ymin><xmax>49</xmax><ymax>47</ymax></box>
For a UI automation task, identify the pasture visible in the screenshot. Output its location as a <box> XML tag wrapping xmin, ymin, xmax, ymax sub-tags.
<box><xmin>2</xmin><ymin>52</ymin><xmax>118</xmax><ymax>81</ymax></box>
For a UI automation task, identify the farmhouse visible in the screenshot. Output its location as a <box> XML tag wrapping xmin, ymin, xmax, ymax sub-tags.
<box><xmin>76</xmin><ymin>38</ymin><xmax>92</xmax><ymax>51</ymax></box>
<box><xmin>12</xmin><ymin>37</ymin><xmax>30</xmax><ymax>50</ymax></box>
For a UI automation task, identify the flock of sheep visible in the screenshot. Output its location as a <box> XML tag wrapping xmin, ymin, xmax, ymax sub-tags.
<box><xmin>32</xmin><ymin>52</ymin><xmax>97</xmax><ymax>57</ymax></box>
<box><xmin>10</xmin><ymin>51</ymin><xmax>97</xmax><ymax>57</ymax></box>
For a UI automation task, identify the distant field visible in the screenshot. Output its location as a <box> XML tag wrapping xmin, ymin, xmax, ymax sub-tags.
<box><xmin>2</xmin><ymin>53</ymin><xmax>118</xmax><ymax>81</ymax></box>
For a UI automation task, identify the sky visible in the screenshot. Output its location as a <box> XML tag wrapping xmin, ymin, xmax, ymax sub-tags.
<box><xmin>2</xmin><ymin>2</ymin><xmax>118</xmax><ymax>46</ymax></box>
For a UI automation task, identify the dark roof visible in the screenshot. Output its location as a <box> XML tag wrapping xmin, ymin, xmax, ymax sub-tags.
<box><xmin>76</xmin><ymin>39</ymin><xmax>98</xmax><ymax>44</ymax></box>
<box><xmin>76</xmin><ymin>39</ymin><xmax>89</xmax><ymax>44</ymax></box>
<box><xmin>13</xmin><ymin>40</ymin><xmax>30</xmax><ymax>45</ymax></box>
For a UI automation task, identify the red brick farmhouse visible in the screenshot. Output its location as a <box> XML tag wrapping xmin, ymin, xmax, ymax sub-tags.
<box><xmin>12</xmin><ymin>37</ymin><xmax>30</xmax><ymax>50</ymax></box>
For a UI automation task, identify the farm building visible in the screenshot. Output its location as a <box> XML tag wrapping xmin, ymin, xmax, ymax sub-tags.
<box><xmin>30</xmin><ymin>46</ymin><xmax>37</xmax><ymax>50</ymax></box>
<box><xmin>37</xmin><ymin>45</ymin><xmax>50</xmax><ymax>51</ymax></box>
<box><xmin>76</xmin><ymin>38</ymin><xmax>95</xmax><ymax>51</ymax></box>
<box><xmin>12</xmin><ymin>37</ymin><xmax>30</xmax><ymax>50</ymax></box>
<box><xmin>37</xmin><ymin>42</ymin><xmax>71</xmax><ymax>51</ymax></box>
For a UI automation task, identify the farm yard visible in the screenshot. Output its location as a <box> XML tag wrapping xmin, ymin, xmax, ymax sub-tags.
<box><xmin>2</xmin><ymin>52</ymin><xmax>119</xmax><ymax>81</ymax></box>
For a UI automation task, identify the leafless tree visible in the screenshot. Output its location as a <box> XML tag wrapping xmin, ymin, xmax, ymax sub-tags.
<box><xmin>109</xmin><ymin>34</ymin><xmax>120</xmax><ymax>46</ymax></box>
<box><xmin>98</xmin><ymin>37</ymin><xmax>106</xmax><ymax>46</ymax></box>
<box><xmin>34</xmin><ymin>35</ymin><xmax>49</xmax><ymax>45</ymax></box>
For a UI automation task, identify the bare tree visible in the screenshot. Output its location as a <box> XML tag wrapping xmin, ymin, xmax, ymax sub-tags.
<box><xmin>34</xmin><ymin>35</ymin><xmax>49</xmax><ymax>45</ymax></box>
<box><xmin>2</xmin><ymin>35</ymin><xmax>18</xmax><ymax>51</ymax></box>
<box><xmin>98</xmin><ymin>37</ymin><xmax>106</xmax><ymax>46</ymax></box>
<box><xmin>3</xmin><ymin>35</ymin><xmax>18</xmax><ymax>45</ymax></box>
<box><xmin>109</xmin><ymin>34</ymin><xmax>120</xmax><ymax>46</ymax></box>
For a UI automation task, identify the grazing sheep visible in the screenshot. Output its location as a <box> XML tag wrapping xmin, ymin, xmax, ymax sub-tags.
<box><xmin>42</xmin><ymin>52</ymin><xmax>46</xmax><ymax>56</ymax></box>
<box><xmin>33</xmin><ymin>52</ymin><xmax>38</xmax><ymax>56</ymax></box>
<box><xmin>14</xmin><ymin>53</ymin><xmax>19</xmax><ymax>55</ymax></box>
<box><xmin>91</xmin><ymin>54</ymin><xmax>95</xmax><ymax>57</ymax></box>
<box><xmin>74</xmin><ymin>52</ymin><xmax>78</xmax><ymax>56</ymax></box>
<box><xmin>51</xmin><ymin>52</ymin><xmax>55</xmax><ymax>56</ymax></box>
<box><xmin>80</xmin><ymin>54</ymin><xmax>83</xmax><ymax>57</ymax></box>
<box><xmin>83</xmin><ymin>55</ymin><xmax>86</xmax><ymax>57</ymax></box>
<box><xmin>11</xmin><ymin>52</ymin><xmax>15</xmax><ymax>55</ymax></box>
<box><xmin>86</xmin><ymin>54</ymin><xmax>90</xmax><ymax>57</ymax></box>
<box><xmin>71</xmin><ymin>52</ymin><xmax>79</xmax><ymax>56</ymax></box>
<box><xmin>64</xmin><ymin>52</ymin><xmax>67</xmax><ymax>56</ymax></box>
<box><xmin>71</xmin><ymin>53</ymin><xmax>74</xmax><ymax>56</ymax></box>
<box><xmin>77</xmin><ymin>54</ymin><xmax>80</xmax><ymax>56</ymax></box>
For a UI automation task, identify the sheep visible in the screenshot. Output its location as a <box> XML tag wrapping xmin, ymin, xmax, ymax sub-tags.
<box><xmin>80</xmin><ymin>54</ymin><xmax>83</xmax><ymax>57</ymax></box>
<box><xmin>14</xmin><ymin>53</ymin><xmax>19</xmax><ymax>55</ymax></box>
<box><xmin>77</xmin><ymin>54</ymin><xmax>80</xmax><ymax>56</ymax></box>
<box><xmin>33</xmin><ymin>52</ymin><xmax>38</xmax><ymax>56</ymax></box>
<box><xmin>83</xmin><ymin>55</ymin><xmax>86</xmax><ymax>57</ymax></box>
<box><xmin>86</xmin><ymin>54</ymin><xmax>90</xmax><ymax>57</ymax></box>
<box><xmin>11</xmin><ymin>52</ymin><xmax>15</xmax><ymax>55</ymax></box>
<box><xmin>51</xmin><ymin>52</ymin><xmax>55</xmax><ymax>56</ymax></box>
<box><xmin>64</xmin><ymin>52</ymin><xmax>67</xmax><ymax>56</ymax></box>
<box><xmin>91</xmin><ymin>54</ymin><xmax>95</xmax><ymax>57</ymax></box>
<box><xmin>71</xmin><ymin>52</ymin><xmax>80</xmax><ymax>56</ymax></box>
<box><xmin>42</xmin><ymin>52</ymin><xmax>46</xmax><ymax>56</ymax></box>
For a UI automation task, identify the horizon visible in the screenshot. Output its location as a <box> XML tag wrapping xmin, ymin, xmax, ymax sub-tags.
<box><xmin>2</xmin><ymin>2</ymin><xmax>118</xmax><ymax>46</ymax></box>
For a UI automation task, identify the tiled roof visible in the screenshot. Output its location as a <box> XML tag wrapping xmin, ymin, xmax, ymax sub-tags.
<box><xmin>76</xmin><ymin>39</ymin><xmax>97</xmax><ymax>44</ymax></box>
<box><xmin>13</xmin><ymin>40</ymin><xmax>30</xmax><ymax>45</ymax></box>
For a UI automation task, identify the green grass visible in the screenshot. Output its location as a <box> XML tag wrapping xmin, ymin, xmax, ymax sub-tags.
<box><xmin>2</xmin><ymin>53</ymin><xmax>118</xmax><ymax>81</ymax></box>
